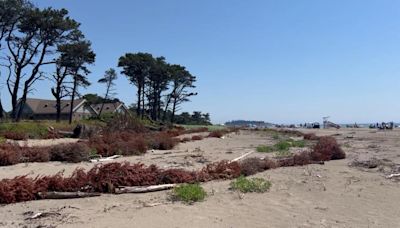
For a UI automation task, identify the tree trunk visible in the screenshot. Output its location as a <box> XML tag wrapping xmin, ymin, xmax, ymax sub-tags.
<box><xmin>151</xmin><ymin>86</ymin><xmax>158</xmax><ymax>120</ymax></box>
<box><xmin>53</xmin><ymin>82</ymin><xmax>62</xmax><ymax>123</ymax></box>
<box><xmin>171</xmin><ymin>98</ymin><xmax>177</xmax><ymax>123</ymax></box>
<box><xmin>56</xmin><ymin>96</ymin><xmax>61</xmax><ymax>123</ymax></box>
<box><xmin>10</xmin><ymin>67</ymin><xmax>22</xmax><ymax>120</ymax></box>
<box><xmin>163</xmin><ymin>87</ymin><xmax>176</xmax><ymax>122</ymax></box>
<box><xmin>136</xmin><ymin>85</ymin><xmax>141</xmax><ymax>117</ymax></box>
<box><xmin>15</xmin><ymin>84</ymin><xmax>30</xmax><ymax>122</ymax></box>
<box><xmin>0</xmin><ymin>99</ymin><xmax>3</xmax><ymax>120</ymax></box>
<box><xmin>98</xmin><ymin>82</ymin><xmax>110</xmax><ymax>117</ymax></box>
<box><xmin>69</xmin><ymin>77</ymin><xmax>78</xmax><ymax>124</ymax></box>
<box><xmin>141</xmin><ymin>86</ymin><xmax>145</xmax><ymax>118</ymax></box>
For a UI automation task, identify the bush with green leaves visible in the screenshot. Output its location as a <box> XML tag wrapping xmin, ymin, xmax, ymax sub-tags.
<box><xmin>290</xmin><ymin>139</ymin><xmax>305</xmax><ymax>148</ymax></box>
<box><xmin>172</xmin><ymin>183</ymin><xmax>207</xmax><ymax>203</ymax></box>
<box><xmin>256</xmin><ymin>145</ymin><xmax>274</xmax><ymax>153</ymax></box>
<box><xmin>257</xmin><ymin>139</ymin><xmax>306</xmax><ymax>153</ymax></box>
<box><xmin>275</xmin><ymin>140</ymin><xmax>291</xmax><ymax>151</ymax></box>
<box><xmin>230</xmin><ymin>176</ymin><xmax>271</xmax><ymax>193</ymax></box>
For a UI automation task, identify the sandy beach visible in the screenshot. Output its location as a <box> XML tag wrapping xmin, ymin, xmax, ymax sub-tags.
<box><xmin>0</xmin><ymin>129</ymin><xmax>399</xmax><ymax>228</ymax></box>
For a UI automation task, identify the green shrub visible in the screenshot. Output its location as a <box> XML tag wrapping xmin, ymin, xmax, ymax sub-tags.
<box><xmin>291</xmin><ymin>140</ymin><xmax>305</xmax><ymax>148</ymax></box>
<box><xmin>256</xmin><ymin>145</ymin><xmax>274</xmax><ymax>153</ymax></box>
<box><xmin>230</xmin><ymin>176</ymin><xmax>271</xmax><ymax>193</ymax></box>
<box><xmin>257</xmin><ymin>139</ymin><xmax>306</xmax><ymax>153</ymax></box>
<box><xmin>172</xmin><ymin>184</ymin><xmax>207</xmax><ymax>203</ymax></box>
<box><xmin>275</xmin><ymin>140</ymin><xmax>291</xmax><ymax>151</ymax></box>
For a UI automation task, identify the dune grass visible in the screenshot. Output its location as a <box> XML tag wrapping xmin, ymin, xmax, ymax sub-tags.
<box><xmin>257</xmin><ymin>139</ymin><xmax>306</xmax><ymax>154</ymax></box>
<box><xmin>256</xmin><ymin>145</ymin><xmax>274</xmax><ymax>153</ymax></box>
<box><xmin>172</xmin><ymin>184</ymin><xmax>207</xmax><ymax>203</ymax></box>
<box><xmin>230</xmin><ymin>176</ymin><xmax>272</xmax><ymax>193</ymax></box>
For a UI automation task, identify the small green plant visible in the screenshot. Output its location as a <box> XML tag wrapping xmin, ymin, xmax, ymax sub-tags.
<box><xmin>291</xmin><ymin>140</ymin><xmax>305</xmax><ymax>148</ymax></box>
<box><xmin>256</xmin><ymin>145</ymin><xmax>274</xmax><ymax>153</ymax></box>
<box><xmin>257</xmin><ymin>139</ymin><xmax>306</xmax><ymax>153</ymax></box>
<box><xmin>172</xmin><ymin>184</ymin><xmax>207</xmax><ymax>203</ymax></box>
<box><xmin>230</xmin><ymin>176</ymin><xmax>271</xmax><ymax>193</ymax></box>
<box><xmin>275</xmin><ymin>140</ymin><xmax>291</xmax><ymax>151</ymax></box>
<box><xmin>0</xmin><ymin>136</ymin><xmax>6</xmax><ymax>144</ymax></box>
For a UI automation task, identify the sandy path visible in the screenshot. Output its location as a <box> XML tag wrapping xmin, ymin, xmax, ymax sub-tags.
<box><xmin>0</xmin><ymin>129</ymin><xmax>399</xmax><ymax>227</ymax></box>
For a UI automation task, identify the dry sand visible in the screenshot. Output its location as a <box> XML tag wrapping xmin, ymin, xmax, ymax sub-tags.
<box><xmin>0</xmin><ymin>129</ymin><xmax>399</xmax><ymax>228</ymax></box>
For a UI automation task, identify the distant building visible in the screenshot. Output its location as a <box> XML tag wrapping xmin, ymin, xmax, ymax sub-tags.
<box><xmin>91</xmin><ymin>102</ymin><xmax>129</xmax><ymax>115</ymax></box>
<box><xmin>17</xmin><ymin>98</ymin><xmax>97</xmax><ymax>121</ymax></box>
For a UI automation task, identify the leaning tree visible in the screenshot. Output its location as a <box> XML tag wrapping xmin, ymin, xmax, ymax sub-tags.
<box><xmin>164</xmin><ymin>64</ymin><xmax>197</xmax><ymax>123</ymax></box>
<box><xmin>97</xmin><ymin>68</ymin><xmax>118</xmax><ymax>116</ymax></box>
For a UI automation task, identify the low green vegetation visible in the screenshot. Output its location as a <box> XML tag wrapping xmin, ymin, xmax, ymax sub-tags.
<box><xmin>0</xmin><ymin>119</ymin><xmax>107</xmax><ymax>139</ymax></box>
<box><xmin>179</xmin><ymin>124</ymin><xmax>226</xmax><ymax>131</ymax></box>
<box><xmin>275</xmin><ymin>140</ymin><xmax>291</xmax><ymax>151</ymax></box>
<box><xmin>172</xmin><ymin>184</ymin><xmax>207</xmax><ymax>203</ymax></box>
<box><xmin>0</xmin><ymin>122</ymin><xmax>49</xmax><ymax>139</ymax></box>
<box><xmin>256</xmin><ymin>145</ymin><xmax>274</xmax><ymax>153</ymax></box>
<box><xmin>257</xmin><ymin>139</ymin><xmax>306</xmax><ymax>153</ymax></box>
<box><xmin>230</xmin><ymin>176</ymin><xmax>272</xmax><ymax>193</ymax></box>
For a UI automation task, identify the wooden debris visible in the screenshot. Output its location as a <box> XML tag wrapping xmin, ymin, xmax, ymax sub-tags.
<box><xmin>230</xmin><ymin>151</ymin><xmax>253</xmax><ymax>163</ymax></box>
<box><xmin>26</xmin><ymin>212</ymin><xmax>61</xmax><ymax>220</ymax></box>
<box><xmin>90</xmin><ymin>155</ymin><xmax>122</xmax><ymax>163</ymax></box>
<box><xmin>386</xmin><ymin>173</ymin><xmax>400</xmax><ymax>179</ymax></box>
<box><xmin>115</xmin><ymin>184</ymin><xmax>176</xmax><ymax>194</ymax></box>
<box><xmin>38</xmin><ymin>191</ymin><xmax>101</xmax><ymax>200</ymax></box>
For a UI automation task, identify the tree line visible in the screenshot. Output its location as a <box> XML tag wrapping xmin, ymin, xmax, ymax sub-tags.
<box><xmin>0</xmin><ymin>0</ymin><xmax>198</xmax><ymax>124</ymax></box>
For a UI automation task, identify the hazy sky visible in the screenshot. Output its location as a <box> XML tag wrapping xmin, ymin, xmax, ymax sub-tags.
<box><xmin>3</xmin><ymin>0</ymin><xmax>400</xmax><ymax>124</ymax></box>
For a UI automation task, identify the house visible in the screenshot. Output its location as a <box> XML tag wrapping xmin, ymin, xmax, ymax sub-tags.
<box><xmin>18</xmin><ymin>98</ymin><xmax>98</xmax><ymax>121</ymax></box>
<box><xmin>91</xmin><ymin>102</ymin><xmax>129</xmax><ymax>115</ymax></box>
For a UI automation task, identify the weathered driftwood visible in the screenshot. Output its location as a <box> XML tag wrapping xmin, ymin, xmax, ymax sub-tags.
<box><xmin>58</xmin><ymin>130</ymin><xmax>74</xmax><ymax>137</ymax></box>
<box><xmin>26</xmin><ymin>212</ymin><xmax>61</xmax><ymax>220</ymax></box>
<box><xmin>115</xmin><ymin>184</ymin><xmax>176</xmax><ymax>194</ymax></box>
<box><xmin>90</xmin><ymin>155</ymin><xmax>122</xmax><ymax>163</ymax></box>
<box><xmin>38</xmin><ymin>191</ymin><xmax>101</xmax><ymax>199</ymax></box>
<box><xmin>386</xmin><ymin>173</ymin><xmax>400</xmax><ymax>179</ymax></box>
<box><xmin>230</xmin><ymin>152</ymin><xmax>253</xmax><ymax>163</ymax></box>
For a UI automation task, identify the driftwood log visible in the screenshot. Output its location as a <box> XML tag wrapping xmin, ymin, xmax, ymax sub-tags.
<box><xmin>38</xmin><ymin>191</ymin><xmax>101</xmax><ymax>200</ymax></box>
<box><xmin>115</xmin><ymin>184</ymin><xmax>176</xmax><ymax>194</ymax></box>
